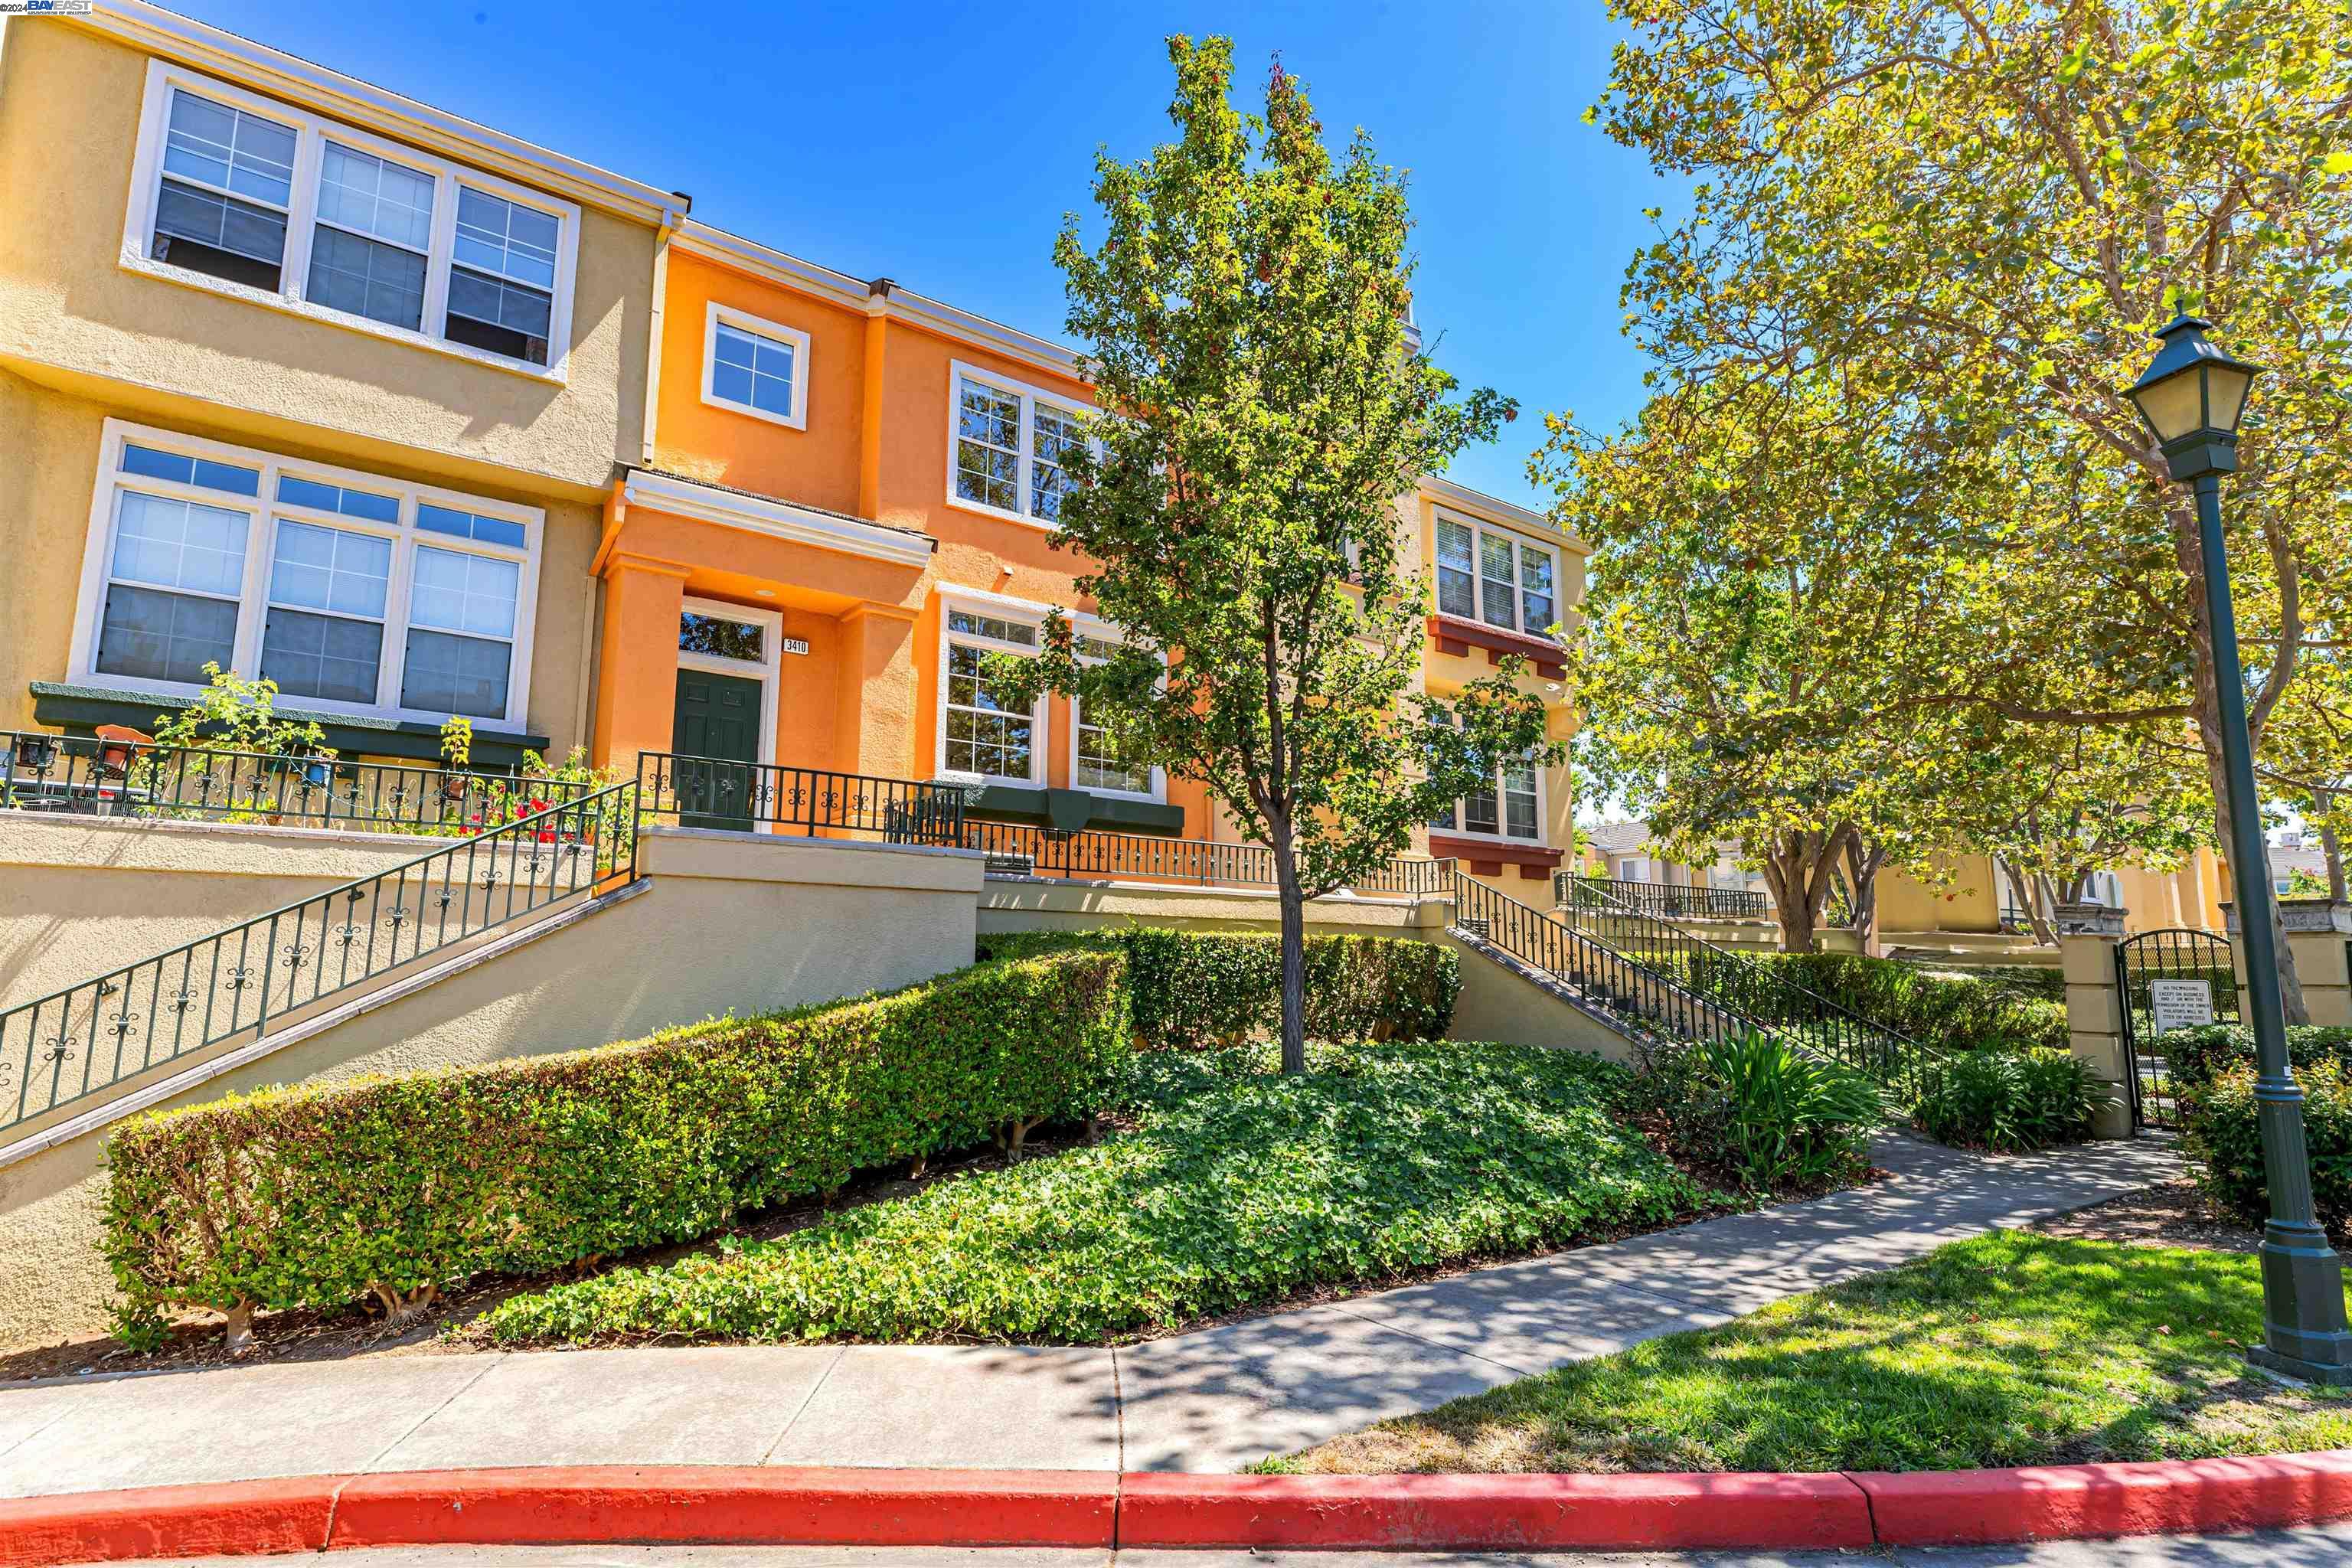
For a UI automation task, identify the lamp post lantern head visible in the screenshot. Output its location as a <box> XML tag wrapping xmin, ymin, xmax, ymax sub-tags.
<box><xmin>2125</xmin><ymin>314</ymin><xmax>2262</xmax><ymax>481</ymax></box>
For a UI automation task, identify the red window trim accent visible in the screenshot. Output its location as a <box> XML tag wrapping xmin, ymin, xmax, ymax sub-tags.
<box><xmin>1426</xmin><ymin>615</ymin><xmax>1566</xmax><ymax>679</ymax></box>
<box><xmin>1429</xmin><ymin>832</ymin><xmax>1563</xmax><ymax>869</ymax></box>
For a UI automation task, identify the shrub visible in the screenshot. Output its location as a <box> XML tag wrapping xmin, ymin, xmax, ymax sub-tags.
<box><xmin>102</xmin><ymin>951</ymin><xmax>1128</xmax><ymax>1344</ymax></box>
<box><xmin>1756</xmin><ymin>952</ymin><xmax>2069</xmax><ymax>1054</ymax></box>
<box><xmin>975</xmin><ymin>927</ymin><xmax>1458</xmax><ymax>1048</ymax></box>
<box><xmin>1913</xmin><ymin>1047</ymin><xmax>2105</xmax><ymax>1152</ymax></box>
<box><xmin>476</xmin><ymin>1040</ymin><xmax>1719</xmax><ymax>1347</ymax></box>
<box><xmin>1634</xmin><ymin>1031</ymin><xmax>1884</xmax><ymax>1193</ymax></box>
<box><xmin>2184</xmin><ymin>1058</ymin><xmax>2352</xmax><ymax>1235</ymax></box>
<box><xmin>2164</xmin><ymin>1024</ymin><xmax>2352</xmax><ymax>1093</ymax></box>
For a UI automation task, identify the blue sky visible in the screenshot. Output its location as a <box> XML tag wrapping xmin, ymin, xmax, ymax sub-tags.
<box><xmin>176</xmin><ymin>0</ymin><xmax>1677</xmax><ymax>511</ymax></box>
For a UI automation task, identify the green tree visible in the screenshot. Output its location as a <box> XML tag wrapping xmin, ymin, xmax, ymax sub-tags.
<box><xmin>1006</xmin><ymin>37</ymin><xmax>1555</xmax><ymax>1073</ymax></box>
<box><xmin>1587</xmin><ymin>0</ymin><xmax>2352</xmax><ymax>1014</ymax></box>
<box><xmin>1543</xmin><ymin>372</ymin><xmax>1989</xmax><ymax>952</ymax></box>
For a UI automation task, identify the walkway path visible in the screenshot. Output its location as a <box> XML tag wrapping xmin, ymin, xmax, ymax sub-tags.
<box><xmin>0</xmin><ymin>1135</ymin><xmax>2178</xmax><ymax>1495</ymax></box>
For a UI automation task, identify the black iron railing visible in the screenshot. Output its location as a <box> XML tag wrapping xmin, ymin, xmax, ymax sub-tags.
<box><xmin>0</xmin><ymin>729</ymin><xmax>595</xmax><ymax>836</ymax></box>
<box><xmin>962</xmin><ymin>818</ymin><xmax>1455</xmax><ymax>896</ymax></box>
<box><xmin>1557</xmin><ymin>874</ymin><xmax>1768</xmax><ymax>921</ymax></box>
<box><xmin>1455</xmin><ymin>871</ymin><xmax>1772</xmax><ymax>1051</ymax></box>
<box><xmin>633</xmin><ymin>752</ymin><xmax>967</xmax><ymax>844</ymax></box>
<box><xmin>0</xmin><ymin>779</ymin><xmax>639</xmax><ymax>1141</ymax></box>
<box><xmin>1556</xmin><ymin>876</ymin><xmax>1949</xmax><ymax>1099</ymax></box>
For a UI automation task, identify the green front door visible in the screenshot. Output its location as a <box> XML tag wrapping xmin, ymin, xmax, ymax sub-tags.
<box><xmin>671</xmin><ymin>669</ymin><xmax>763</xmax><ymax>831</ymax></box>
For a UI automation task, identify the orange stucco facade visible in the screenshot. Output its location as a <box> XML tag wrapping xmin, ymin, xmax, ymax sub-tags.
<box><xmin>590</xmin><ymin>221</ymin><xmax>1584</xmax><ymax>882</ymax></box>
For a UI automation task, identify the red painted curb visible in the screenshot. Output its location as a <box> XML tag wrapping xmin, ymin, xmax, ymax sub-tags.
<box><xmin>0</xmin><ymin>1477</ymin><xmax>339</xmax><ymax>1568</ymax></box>
<box><xmin>1116</xmin><ymin>1470</ymin><xmax>1876</xmax><ymax>1551</ymax></box>
<box><xmin>5</xmin><ymin>1454</ymin><xmax>2352</xmax><ymax>1563</ymax></box>
<box><xmin>329</xmin><ymin>1466</ymin><xmax>1116</xmax><ymax>1550</ymax></box>
<box><xmin>1854</xmin><ymin>1449</ymin><xmax>2352</xmax><ymax>1546</ymax></box>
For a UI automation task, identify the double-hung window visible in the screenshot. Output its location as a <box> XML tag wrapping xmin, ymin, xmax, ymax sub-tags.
<box><xmin>75</xmin><ymin>420</ymin><xmax>541</xmax><ymax>727</ymax></box>
<box><xmin>1425</xmin><ymin>710</ymin><xmax>1543</xmax><ymax>843</ymax></box>
<box><xmin>126</xmin><ymin>63</ymin><xmax>578</xmax><ymax>375</ymax></box>
<box><xmin>949</xmin><ymin>361</ymin><xmax>1089</xmax><ymax>525</ymax></box>
<box><xmin>1070</xmin><ymin>633</ymin><xmax>1157</xmax><ymax>798</ymax></box>
<box><xmin>1434</xmin><ymin>511</ymin><xmax>1559</xmax><ymax>635</ymax></box>
<box><xmin>701</xmin><ymin>304</ymin><xmax>810</xmax><ymax>430</ymax></box>
<box><xmin>941</xmin><ymin>607</ymin><xmax>1042</xmax><ymax>784</ymax></box>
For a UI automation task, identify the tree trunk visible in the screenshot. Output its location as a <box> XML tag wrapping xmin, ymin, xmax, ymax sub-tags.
<box><xmin>1759</xmin><ymin>828</ymin><xmax>1845</xmax><ymax>955</ymax></box>
<box><xmin>1271</xmin><ymin>831</ymin><xmax>1308</xmax><ymax>1076</ymax></box>
<box><xmin>2004</xmin><ymin>861</ymin><xmax>2057</xmax><ymax>946</ymax></box>
<box><xmin>2318</xmin><ymin>790</ymin><xmax>2347</xmax><ymax>904</ymax></box>
<box><xmin>1842</xmin><ymin>836</ymin><xmax>1887</xmax><ymax>952</ymax></box>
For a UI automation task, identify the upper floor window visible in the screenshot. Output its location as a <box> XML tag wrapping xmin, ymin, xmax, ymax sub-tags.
<box><xmin>1436</xmin><ymin>511</ymin><xmax>1559</xmax><ymax>636</ymax></box>
<box><xmin>1425</xmin><ymin>710</ymin><xmax>1542</xmax><ymax>842</ymax></box>
<box><xmin>125</xmin><ymin>63</ymin><xmax>579</xmax><ymax>377</ymax></box>
<box><xmin>701</xmin><ymin>303</ymin><xmax>810</xmax><ymax>430</ymax></box>
<box><xmin>71</xmin><ymin>420</ymin><xmax>541</xmax><ymax>728</ymax></box>
<box><xmin>948</xmin><ymin>361</ymin><xmax>1089</xmax><ymax>526</ymax></box>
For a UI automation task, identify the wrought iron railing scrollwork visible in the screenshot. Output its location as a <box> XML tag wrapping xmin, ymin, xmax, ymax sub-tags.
<box><xmin>1553</xmin><ymin>875</ymin><xmax>1949</xmax><ymax>1099</ymax></box>
<box><xmin>960</xmin><ymin>818</ymin><xmax>1454</xmax><ymax>895</ymax></box>
<box><xmin>632</xmin><ymin>752</ymin><xmax>967</xmax><ymax>845</ymax></box>
<box><xmin>1</xmin><ymin>728</ymin><xmax>597</xmax><ymax>836</ymax></box>
<box><xmin>0</xmin><ymin>779</ymin><xmax>640</xmax><ymax>1141</ymax></box>
<box><xmin>1555</xmin><ymin>873</ymin><xmax>1768</xmax><ymax>922</ymax></box>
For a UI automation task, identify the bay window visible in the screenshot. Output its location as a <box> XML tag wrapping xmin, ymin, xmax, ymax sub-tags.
<box><xmin>73</xmin><ymin>420</ymin><xmax>541</xmax><ymax>729</ymax></box>
<box><xmin>126</xmin><ymin>63</ymin><xmax>578</xmax><ymax>376</ymax></box>
<box><xmin>1434</xmin><ymin>511</ymin><xmax>1559</xmax><ymax>636</ymax></box>
<box><xmin>948</xmin><ymin>361</ymin><xmax>1089</xmax><ymax>524</ymax></box>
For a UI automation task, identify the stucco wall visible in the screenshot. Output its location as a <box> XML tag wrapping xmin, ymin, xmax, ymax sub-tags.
<box><xmin>0</xmin><ymin>813</ymin><xmax>451</xmax><ymax>1011</ymax></box>
<box><xmin>0</xmin><ymin>19</ymin><xmax>657</xmax><ymax>499</ymax></box>
<box><xmin>0</xmin><ymin>827</ymin><xmax>985</xmax><ymax>1349</ymax></box>
<box><xmin>0</xmin><ymin>369</ymin><xmax>601</xmax><ymax>750</ymax></box>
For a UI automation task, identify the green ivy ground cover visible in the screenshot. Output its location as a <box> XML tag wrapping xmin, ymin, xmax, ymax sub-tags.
<box><xmin>476</xmin><ymin>1040</ymin><xmax>1723</xmax><ymax>1347</ymax></box>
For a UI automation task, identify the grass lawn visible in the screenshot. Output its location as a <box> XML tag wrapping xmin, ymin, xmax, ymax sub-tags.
<box><xmin>474</xmin><ymin>1040</ymin><xmax>1722</xmax><ymax>1348</ymax></box>
<box><xmin>1268</xmin><ymin>1230</ymin><xmax>2352</xmax><ymax>1475</ymax></box>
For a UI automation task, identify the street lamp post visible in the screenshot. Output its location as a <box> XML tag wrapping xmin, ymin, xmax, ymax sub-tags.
<box><xmin>2125</xmin><ymin>313</ymin><xmax>2352</xmax><ymax>1385</ymax></box>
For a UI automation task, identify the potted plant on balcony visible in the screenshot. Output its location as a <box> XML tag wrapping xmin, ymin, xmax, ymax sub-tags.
<box><xmin>145</xmin><ymin>665</ymin><xmax>333</xmax><ymax>825</ymax></box>
<box><xmin>437</xmin><ymin>716</ymin><xmax>474</xmax><ymax>809</ymax></box>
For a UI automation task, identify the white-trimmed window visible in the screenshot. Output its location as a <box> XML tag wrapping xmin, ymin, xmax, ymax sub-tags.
<box><xmin>1070</xmin><ymin>632</ymin><xmax>1160</xmax><ymax>799</ymax></box>
<box><xmin>71</xmin><ymin>420</ymin><xmax>541</xmax><ymax>728</ymax></box>
<box><xmin>1425</xmin><ymin>710</ymin><xmax>1544</xmax><ymax>843</ymax></box>
<box><xmin>1435</xmin><ymin>511</ymin><xmax>1558</xmax><ymax>635</ymax></box>
<box><xmin>123</xmin><ymin>61</ymin><xmax>580</xmax><ymax>377</ymax></box>
<box><xmin>701</xmin><ymin>303</ymin><xmax>811</xmax><ymax>430</ymax></box>
<box><xmin>941</xmin><ymin>606</ymin><xmax>1043</xmax><ymax>784</ymax></box>
<box><xmin>948</xmin><ymin>361</ymin><xmax>1089</xmax><ymax>526</ymax></box>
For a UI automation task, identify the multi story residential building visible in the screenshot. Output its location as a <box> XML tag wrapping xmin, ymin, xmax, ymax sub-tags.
<box><xmin>0</xmin><ymin>2</ymin><xmax>681</xmax><ymax>771</ymax></box>
<box><xmin>579</xmin><ymin>223</ymin><xmax>1583</xmax><ymax>891</ymax></box>
<box><xmin>0</xmin><ymin>5</ymin><xmax>1581</xmax><ymax>895</ymax></box>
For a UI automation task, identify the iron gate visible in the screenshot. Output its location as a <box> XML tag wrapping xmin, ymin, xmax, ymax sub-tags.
<box><xmin>2115</xmin><ymin>927</ymin><xmax>2239</xmax><ymax>1130</ymax></box>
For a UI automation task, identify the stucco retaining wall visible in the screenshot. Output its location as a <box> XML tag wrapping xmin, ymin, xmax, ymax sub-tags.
<box><xmin>0</xmin><ymin>828</ymin><xmax>984</xmax><ymax>1350</ymax></box>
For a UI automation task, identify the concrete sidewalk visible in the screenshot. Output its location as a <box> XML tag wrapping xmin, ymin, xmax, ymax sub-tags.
<box><xmin>0</xmin><ymin>1135</ymin><xmax>2177</xmax><ymax>1495</ymax></box>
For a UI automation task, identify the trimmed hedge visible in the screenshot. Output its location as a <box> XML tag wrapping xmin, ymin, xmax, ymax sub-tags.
<box><xmin>1913</xmin><ymin>1047</ymin><xmax>2105</xmax><ymax>1153</ymax></box>
<box><xmin>102</xmin><ymin>951</ymin><xmax>1129</xmax><ymax>1344</ymax></box>
<box><xmin>1757</xmin><ymin>952</ymin><xmax>2069</xmax><ymax>1054</ymax></box>
<box><xmin>974</xmin><ymin>927</ymin><xmax>1459</xmax><ymax>1049</ymax></box>
<box><xmin>2184</xmin><ymin>1058</ymin><xmax>2352</xmax><ymax>1235</ymax></box>
<box><xmin>2164</xmin><ymin>1024</ymin><xmax>2352</xmax><ymax>1093</ymax></box>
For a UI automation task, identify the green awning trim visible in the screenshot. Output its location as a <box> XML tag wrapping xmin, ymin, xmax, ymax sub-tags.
<box><xmin>27</xmin><ymin>683</ymin><xmax>550</xmax><ymax>769</ymax></box>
